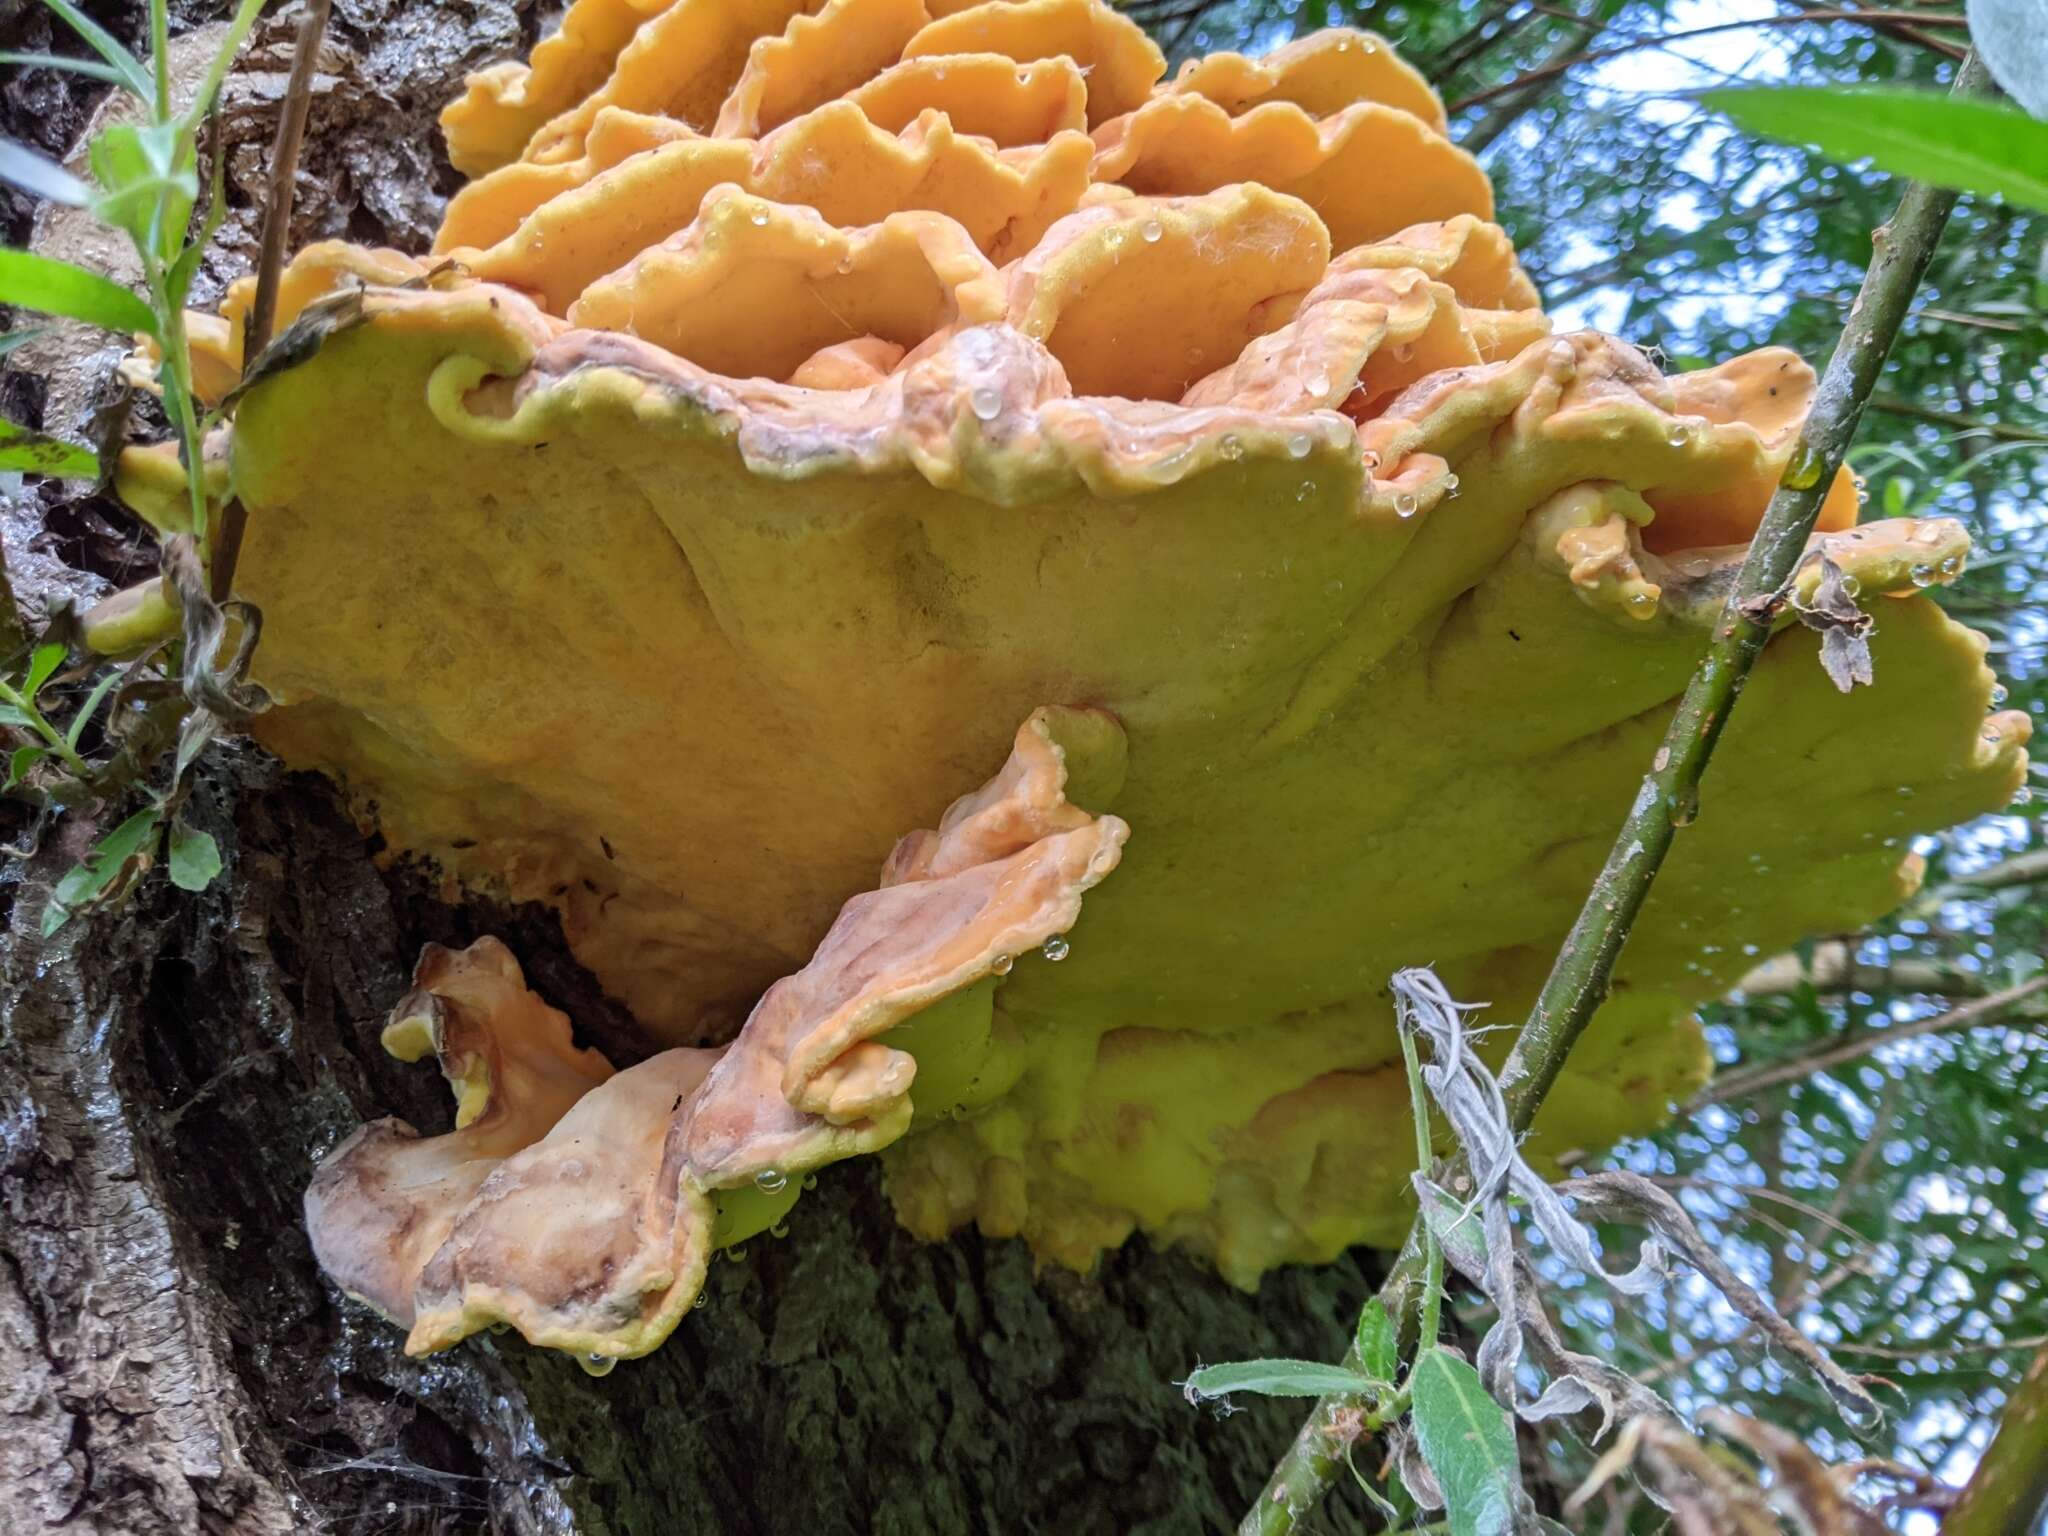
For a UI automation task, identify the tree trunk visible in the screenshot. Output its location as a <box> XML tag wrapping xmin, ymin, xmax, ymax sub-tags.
<box><xmin>1</xmin><ymin>754</ymin><xmax>1383</xmax><ymax>1535</ymax></box>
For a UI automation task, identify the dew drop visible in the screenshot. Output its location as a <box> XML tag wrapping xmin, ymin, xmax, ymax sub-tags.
<box><xmin>488</xmin><ymin>1322</ymin><xmax>511</xmax><ymax>1336</ymax></box>
<box><xmin>971</xmin><ymin>387</ymin><xmax>1002</xmax><ymax>421</ymax></box>
<box><xmin>991</xmin><ymin>952</ymin><xmax>1014</xmax><ymax>975</ymax></box>
<box><xmin>581</xmin><ymin>1353</ymin><xmax>617</xmax><ymax>1377</ymax></box>
<box><xmin>1443</xmin><ymin>473</ymin><xmax>1461</xmax><ymax>498</ymax></box>
<box><xmin>1140</xmin><ymin>218</ymin><xmax>1164</xmax><ymax>243</ymax></box>
<box><xmin>693</xmin><ymin>1292</ymin><xmax>710</xmax><ymax>1309</ymax></box>
<box><xmin>1306</xmin><ymin>372</ymin><xmax>1331</xmax><ymax>397</ymax></box>
<box><xmin>1287</xmin><ymin>432</ymin><xmax>1313</xmax><ymax>458</ymax></box>
<box><xmin>748</xmin><ymin>207</ymin><xmax>770</xmax><ymax>227</ymax></box>
<box><xmin>1296</xmin><ymin>480</ymin><xmax>1316</xmax><ymax>502</ymax></box>
<box><xmin>1393</xmin><ymin>492</ymin><xmax>1417</xmax><ymax>518</ymax></box>
<box><xmin>769</xmin><ymin>1222</ymin><xmax>790</xmax><ymax>1239</ymax></box>
<box><xmin>1667</xmin><ymin>420</ymin><xmax>1692</xmax><ymax>446</ymax></box>
<box><xmin>1219</xmin><ymin>433</ymin><xmax>1243</xmax><ymax>461</ymax></box>
<box><xmin>727</xmin><ymin>1245</ymin><xmax>748</xmax><ymax>1262</ymax></box>
<box><xmin>1041</xmin><ymin>936</ymin><xmax>1070</xmax><ymax>962</ymax></box>
<box><xmin>1991</xmin><ymin>684</ymin><xmax>2009</xmax><ymax>706</ymax></box>
<box><xmin>1628</xmin><ymin>591</ymin><xmax>1656</xmax><ymax>616</ymax></box>
<box><xmin>1938</xmin><ymin>553</ymin><xmax>1963</xmax><ymax>577</ymax></box>
<box><xmin>1909</xmin><ymin>563</ymin><xmax>1937</xmax><ymax>587</ymax></box>
<box><xmin>801</xmin><ymin>1174</ymin><xmax>820</xmax><ymax>1191</ymax></box>
<box><xmin>1839</xmin><ymin>574</ymin><xmax>1860</xmax><ymax>597</ymax></box>
<box><xmin>1360</xmin><ymin>448</ymin><xmax>1382</xmax><ymax>472</ymax></box>
<box><xmin>755</xmin><ymin>1168</ymin><xmax>788</xmax><ymax>1193</ymax></box>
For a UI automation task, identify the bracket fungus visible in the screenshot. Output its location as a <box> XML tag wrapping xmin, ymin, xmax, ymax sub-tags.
<box><xmin>96</xmin><ymin>1</ymin><xmax>2030</xmax><ymax>1360</ymax></box>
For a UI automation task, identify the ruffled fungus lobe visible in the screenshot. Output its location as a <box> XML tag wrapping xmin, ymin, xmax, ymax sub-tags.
<box><xmin>309</xmin><ymin>715</ymin><xmax>1126</xmax><ymax>1358</ymax></box>
<box><xmin>113</xmin><ymin>2</ymin><xmax>2030</xmax><ymax>1356</ymax></box>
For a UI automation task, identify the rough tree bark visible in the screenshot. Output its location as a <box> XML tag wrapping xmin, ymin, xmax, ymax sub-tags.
<box><xmin>0</xmin><ymin>5</ymin><xmax>1384</xmax><ymax>1533</ymax></box>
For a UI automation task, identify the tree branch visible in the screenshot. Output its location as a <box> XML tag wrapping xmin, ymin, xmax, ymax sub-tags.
<box><xmin>1238</xmin><ymin>51</ymin><xmax>1990</xmax><ymax>1536</ymax></box>
<box><xmin>1687</xmin><ymin>972</ymin><xmax>2048</xmax><ymax>1109</ymax></box>
<box><xmin>1869</xmin><ymin>392</ymin><xmax>2048</xmax><ymax>445</ymax></box>
<box><xmin>1450</xmin><ymin>9</ymin><xmax>1969</xmax><ymax>116</ymax></box>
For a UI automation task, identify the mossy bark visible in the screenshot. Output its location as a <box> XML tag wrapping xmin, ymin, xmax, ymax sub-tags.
<box><xmin>1</xmin><ymin>754</ymin><xmax>1383</xmax><ymax>1535</ymax></box>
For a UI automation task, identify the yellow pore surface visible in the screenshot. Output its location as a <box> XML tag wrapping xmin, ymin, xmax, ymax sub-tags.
<box><xmin>159</xmin><ymin>2</ymin><xmax>2027</xmax><ymax>1291</ymax></box>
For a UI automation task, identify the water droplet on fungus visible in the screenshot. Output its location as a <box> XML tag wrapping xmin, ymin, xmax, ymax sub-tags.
<box><xmin>1140</xmin><ymin>218</ymin><xmax>1164</xmax><ymax>243</ymax></box>
<box><xmin>1297</xmin><ymin>481</ymin><xmax>1315</xmax><ymax>502</ymax></box>
<box><xmin>1910</xmin><ymin>564</ymin><xmax>1936</xmax><ymax>587</ymax></box>
<box><xmin>755</xmin><ymin>1168</ymin><xmax>788</xmax><ymax>1193</ymax></box>
<box><xmin>1287</xmin><ymin>433</ymin><xmax>1312</xmax><ymax>458</ymax></box>
<box><xmin>581</xmin><ymin>1353</ymin><xmax>617</xmax><ymax>1376</ymax></box>
<box><xmin>1041</xmin><ymin>936</ymin><xmax>1070</xmax><ymax>962</ymax></box>
<box><xmin>1443</xmin><ymin>474</ymin><xmax>1461</xmax><ymax>498</ymax></box>
<box><xmin>749</xmin><ymin>207</ymin><xmax>770</xmax><ymax>227</ymax></box>
<box><xmin>992</xmin><ymin>953</ymin><xmax>1014</xmax><ymax>975</ymax></box>
<box><xmin>1394</xmin><ymin>492</ymin><xmax>1418</xmax><ymax>518</ymax></box>
<box><xmin>1219</xmin><ymin>434</ymin><xmax>1243</xmax><ymax>461</ymax></box>
<box><xmin>1991</xmin><ymin>684</ymin><xmax>2009</xmax><ymax>706</ymax></box>
<box><xmin>971</xmin><ymin>387</ymin><xmax>1002</xmax><ymax>421</ymax></box>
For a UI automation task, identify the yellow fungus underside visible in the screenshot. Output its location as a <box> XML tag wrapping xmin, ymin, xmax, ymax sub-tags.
<box><xmin>123</xmin><ymin>5</ymin><xmax>2029</xmax><ymax>1350</ymax></box>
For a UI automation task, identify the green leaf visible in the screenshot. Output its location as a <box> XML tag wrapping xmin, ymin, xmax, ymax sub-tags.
<box><xmin>0</xmin><ymin>702</ymin><xmax>36</xmax><ymax>729</ymax></box>
<box><xmin>1181</xmin><ymin>1359</ymin><xmax>1387</xmax><ymax>1404</ymax></box>
<box><xmin>22</xmin><ymin>641</ymin><xmax>66</xmax><ymax>697</ymax></box>
<box><xmin>1703</xmin><ymin>88</ymin><xmax>2048</xmax><ymax>213</ymax></box>
<box><xmin>166</xmin><ymin>820</ymin><xmax>222</xmax><ymax>891</ymax></box>
<box><xmin>88</xmin><ymin>119</ymin><xmax>196</xmax><ymax>263</ymax></box>
<box><xmin>0</xmin><ymin>50</ymin><xmax>132</xmax><ymax>86</ymax></box>
<box><xmin>65</xmin><ymin>667</ymin><xmax>126</xmax><ymax>751</ymax></box>
<box><xmin>41</xmin><ymin>805</ymin><xmax>161</xmax><ymax>935</ymax></box>
<box><xmin>1409</xmin><ymin>1349</ymin><xmax>1527</xmax><ymax>1536</ymax></box>
<box><xmin>4</xmin><ymin>743</ymin><xmax>45</xmax><ymax>790</ymax></box>
<box><xmin>0</xmin><ymin>248</ymin><xmax>157</xmax><ymax>337</ymax></box>
<box><xmin>0</xmin><ymin>415</ymin><xmax>100</xmax><ymax>479</ymax></box>
<box><xmin>0</xmin><ymin>327</ymin><xmax>45</xmax><ymax>360</ymax></box>
<box><xmin>32</xmin><ymin>0</ymin><xmax>153</xmax><ymax>98</ymax></box>
<box><xmin>0</xmin><ymin>138</ymin><xmax>91</xmax><ymax>206</ymax></box>
<box><xmin>1355</xmin><ymin>1298</ymin><xmax>1399</xmax><ymax>1383</ymax></box>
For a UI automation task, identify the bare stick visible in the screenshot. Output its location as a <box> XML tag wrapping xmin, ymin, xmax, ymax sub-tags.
<box><xmin>209</xmin><ymin>0</ymin><xmax>330</xmax><ymax>603</ymax></box>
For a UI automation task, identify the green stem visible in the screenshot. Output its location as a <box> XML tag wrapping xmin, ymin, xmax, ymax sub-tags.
<box><xmin>1396</xmin><ymin>1022</ymin><xmax>1443</xmax><ymax>1362</ymax></box>
<box><xmin>1236</xmin><ymin>50</ymin><xmax>1988</xmax><ymax>1536</ymax></box>
<box><xmin>1938</xmin><ymin>1338</ymin><xmax>2048</xmax><ymax>1536</ymax></box>
<box><xmin>0</xmin><ymin>679</ymin><xmax>93</xmax><ymax>775</ymax></box>
<box><xmin>158</xmin><ymin>297</ymin><xmax>210</xmax><ymax>553</ymax></box>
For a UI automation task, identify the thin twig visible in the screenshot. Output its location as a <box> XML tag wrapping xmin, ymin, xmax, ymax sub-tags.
<box><xmin>1450</xmin><ymin>9</ymin><xmax>1968</xmax><ymax>113</ymax></box>
<box><xmin>209</xmin><ymin>0</ymin><xmax>330</xmax><ymax>603</ymax></box>
<box><xmin>1686</xmin><ymin>973</ymin><xmax>2048</xmax><ymax>1108</ymax></box>
<box><xmin>1236</xmin><ymin>51</ymin><xmax>1990</xmax><ymax>1536</ymax></box>
<box><xmin>1869</xmin><ymin>392</ymin><xmax>2048</xmax><ymax>445</ymax></box>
